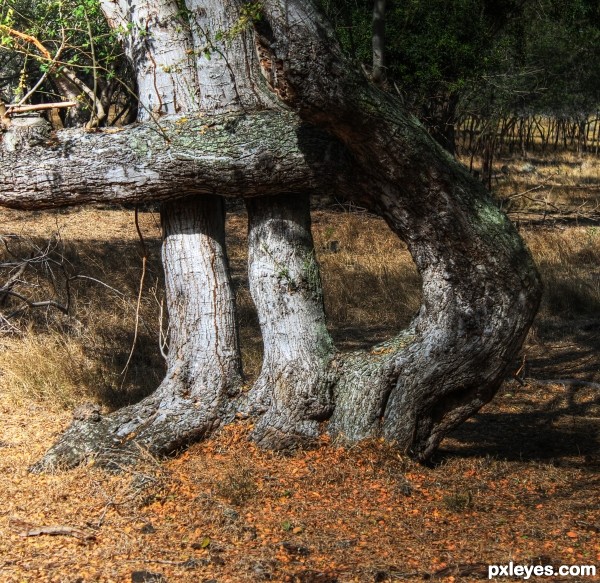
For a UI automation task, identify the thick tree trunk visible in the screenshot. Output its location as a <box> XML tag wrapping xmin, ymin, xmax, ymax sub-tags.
<box><xmin>185</xmin><ymin>0</ymin><xmax>267</xmax><ymax>112</ymax></box>
<box><xmin>31</xmin><ymin>196</ymin><xmax>242</xmax><ymax>471</ymax></box>
<box><xmin>0</xmin><ymin>110</ymin><xmax>345</xmax><ymax>209</ymax></box>
<box><xmin>253</xmin><ymin>0</ymin><xmax>542</xmax><ymax>459</ymax></box>
<box><xmin>244</xmin><ymin>194</ymin><xmax>335</xmax><ymax>449</ymax></box>
<box><xmin>101</xmin><ymin>0</ymin><xmax>199</xmax><ymax>117</ymax></box>
<box><xmin>30</xmin><ymin>0</ymin><xmax>246</xmax><ymax>471</ymax></box>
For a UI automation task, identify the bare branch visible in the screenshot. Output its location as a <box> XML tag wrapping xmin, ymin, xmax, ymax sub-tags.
<box><xmin>0</xmin><ymin>289</ymin><xmax>69</xmax><ymax>315</ymax></box>
<box><xmin>6</xmin><ymin>102</ymin><xmax>77</xmax><ymax>114</ymax></box>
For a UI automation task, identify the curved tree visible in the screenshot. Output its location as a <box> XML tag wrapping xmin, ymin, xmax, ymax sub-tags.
<box><xmin>0</xmin><ymin>0</ymin><xmax>541</xmax><ymax>470</ymax></box>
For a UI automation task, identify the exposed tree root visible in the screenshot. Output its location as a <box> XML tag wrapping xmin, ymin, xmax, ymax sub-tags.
<box><xmin>29</xmin><ymin>383</ymin><xmax>229</xmax><ymax>473</ymax></box>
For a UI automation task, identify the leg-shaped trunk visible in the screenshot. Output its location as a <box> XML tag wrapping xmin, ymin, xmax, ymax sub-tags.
<box><xmin>159</xmin><ymin>195</ymin><xmax>242</xmax><ymax>409</ymax></box>
<box><xmin>244</xmin><ymin>194</ymin><xmax>335</xmax><ymax>450</ymax></box>
<box><xmin>31</xmin><ymin>196</ymin><xmax>242</xmax><ymax>471</ymax></box>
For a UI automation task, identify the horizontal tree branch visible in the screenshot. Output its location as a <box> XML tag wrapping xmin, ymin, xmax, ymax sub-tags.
<box><xmin>0</xmin><ymin>110</ymin><xmax>351</xmax><ymax>210</ymax></box>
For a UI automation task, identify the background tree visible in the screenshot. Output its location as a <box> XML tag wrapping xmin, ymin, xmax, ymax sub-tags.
<box><xmin>318</xmin><ymin>0</ymin><xmax>600</xmax><ymax>156</ymax></box>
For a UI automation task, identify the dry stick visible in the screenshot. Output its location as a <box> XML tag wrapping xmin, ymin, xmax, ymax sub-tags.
<box><xmin>507</xmin><ymin>183</ymin><xmax>546</xmax><ymax>200</ymax></box>
<box><xmin>12</xmin><ymin>523</ymin><xmax>95</xmax><ymax>541</ymax></box>
<box><xmin>0</xmin><ymin>261</ymin><xmax>26</xmax><ymax>307</ymax></box>
<box><xmin>121</xmin><ymin>207</ymin><xmax>148</xmax><ymax>377</ymax></box>
<box><xmin>84</xmin><ymin>10</ymin><xmax>102</xmax><ymax>128</ymax></box>
<box><xmin>148</xmin><ymin>278</ymin><xmax>169</xmax><ymax>360</ymax></box>
<box><xmin>0</xmin><ymin>288</ymin><xmax>69</xmax><ymax>315</ymax></box>
<box><xmin>6</xmin><ymin>102</ymin><xmax>77</xmax><ymax>114</ymax></box>
<box><xmin>69</xmin><ymin>274</ymin><xmax>126</xmax><ymax>297</ymax></box>
<box><xmin>158</xmin><ymin>294</ymin><xmax>169</xmax><ymax>361</ymax></box>
<box><xmin>128</xmin><ymin>558</ymin><xmax>204</xmax><ymax>567</ymax></box>
<box><xmin>0</xmin><ymin>25</ymin><xmax>51</xmax><ymax>59</ymax></box>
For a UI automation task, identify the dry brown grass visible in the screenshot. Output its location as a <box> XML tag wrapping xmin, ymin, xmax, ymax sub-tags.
<box><xmin>480</xmin><ymin>151</ymin><xmax>600</xmax><ymax>218</ymax></box>
<box><xmin>0</xmin><ymin>205</ymin><xmax>423</xmax><ymax>410</ymax></box>
<box><xmin>312</xmin><ymin>211</ymin><xmax>421</xmax><ymax>348</ymax></box>
<box><xmin>525</xmin><ymin>227</ymin><xmax>600</xmax><ymax>321</ymax></box>
<box><xmin>0</xmin><ymin>208</ymin><xmax>165</xmax><ymax>409</ymax></box>
<box><xmin>0</xmin><ymin>153</ymin><xmax>598</xmax><ymax>582</ymax></box>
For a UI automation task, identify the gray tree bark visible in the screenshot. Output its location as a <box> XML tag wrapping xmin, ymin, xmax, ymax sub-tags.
<box><xmin>372</xmin><ymin>0</ymin><xmax>387</xmax><ymax>84</ymax></box>
<box><xmin>30</xmin><ymin>196</ymin><xmax>242</xmax><ymax>471</ymax></box>
<box><xmin>2</xmin><ymin>0</ymin><xmax>542</xmax><ymax>468</ymax></box>
<box><xmin>0</xmin><ymin>110</ymin><xmax>345</xmax><ymax>209</ymax></box>
<box><xmin>31</xmin><ymin>0</ymin><xmax>245</xmax><ymax>470</ymax></box>
<box><xmin>255</xmin><ymin>0</ymin><xmax>541</xmax><ymax>459</ymax></box>
<box><xmin>101</xmin><ymin>0</ymin><xmax>200</xmax><ymax>117</ymax></box>
<box><xmin>245</xmin><ymin>194</ymin><xmax>335</xmax><ymax>450</ymax></box>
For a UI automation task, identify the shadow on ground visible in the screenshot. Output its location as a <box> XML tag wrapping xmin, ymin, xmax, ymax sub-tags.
<box><xmin>439</xmin><ymin>379</ymin><xmax>600</xmax><ymax>469</ymax></box>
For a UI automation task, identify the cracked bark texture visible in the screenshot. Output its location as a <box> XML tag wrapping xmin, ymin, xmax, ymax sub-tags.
<box><xmin>30</xmin><ymin>0</ymin><xmax>245</xmax><ymax>470</ymax></box>
<box><xmin>30</xmin><ymin>195</ymin><xmax>242</xmax><ymax>472</ymax></box>
<box><xmin>245</xmin><ymin>194</ymin><xmax>335</xmax><ymax>450</ymax></box>
<box><xmin>255</xmin><ymin>0</ymin><xmax>542</xmax><ymax>458</ymax></box>
<box><xmin>0</xmin><ymin>110</ymin><xmax>347</xmax><ymax>209</ymax></box>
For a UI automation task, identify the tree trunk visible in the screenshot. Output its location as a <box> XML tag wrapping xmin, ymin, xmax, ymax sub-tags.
<box><xmin>244</xmin><ymin>194</ymin><xmax>335</xmax><ymax>449</ymax></box>
<box><xmin>251</xmin><ymin>0</ymin><xmax>542</xmax><ymax>459</ymax></box>
<box><xmin>101</xmin><ymin>0</ymin><xmax>199</xmax><ymax>117</ymax></box>
<box><xmin>0</xmin><ymin>110</ymin><xmax>344</xmax><ymax>209</ymax></box>
<box><xmin>31</xmin><ymin>0</ymin><xmax>245</xmax><ymax>471</ymax></box>
<box><xmin>371</xmin><ymin>0</ymin><xmax>387</xmax><ymax>84</ymax></box>
<box><xmin>31</xmin><ymin>196</ymin><xmax>242</xmax><ymax>471</ymax></box>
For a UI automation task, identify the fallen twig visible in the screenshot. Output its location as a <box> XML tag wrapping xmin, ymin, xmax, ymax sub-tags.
<box><xmin>10</xmin><ymin>520</ymin><xmax>96</xmax><ymax>541</ymax></box>
<box><xmin>129</xmin><ymin>557</ymin><xmax>207</xmax><ymax>568</ymax></box>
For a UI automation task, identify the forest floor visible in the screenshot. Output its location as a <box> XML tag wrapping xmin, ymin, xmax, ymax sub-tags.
<box><xmin>0</xmin><ymin>152</ymin><xmax>598</xmax><ymax>582</ymax></box>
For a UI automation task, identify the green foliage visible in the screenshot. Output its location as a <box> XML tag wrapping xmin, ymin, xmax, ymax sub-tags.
<box><xmin>318</xmin><ymin>0</ymin><xmax>518</xmax><ymax>103</ymax></box>
<box><xmin>0</xmin><ymin>0</ymin><xmax>124</xmax><ymax>105</ymax></box>
<box><xmin>215</xmin><ymin>1</ymin><xmax>263</xmax><ymax>43</ymax></box>
<box><xmin>1</xmin><ymin>0</ymin><xmax>119</xmax><ymax>62</ymax></box>
<box><xmin>317</xmin><ymin>0</ymin><xmax>600</xmax><ymax>127</ymax></box>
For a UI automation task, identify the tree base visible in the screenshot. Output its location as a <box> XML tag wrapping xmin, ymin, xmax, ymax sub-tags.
<box><xmin>250</xmin><ymin>415</ymin><xmax>321</xmax><ymax>452</ymax></box>
<box><xmin>29</xmin><ymin>389</ymin><xmax>227</xmax><ymax>473</ymax></box>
